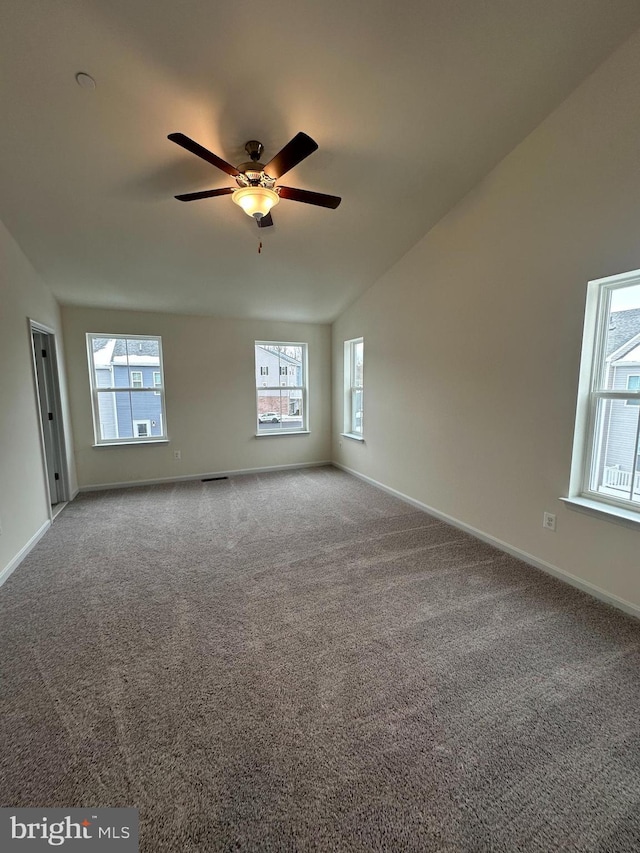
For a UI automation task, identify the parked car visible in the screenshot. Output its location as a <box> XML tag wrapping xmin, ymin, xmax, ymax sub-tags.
<box><xmin>258</xmin><ymin>412</ymin><xmax>281</xmax><ymax>423</ymax></box>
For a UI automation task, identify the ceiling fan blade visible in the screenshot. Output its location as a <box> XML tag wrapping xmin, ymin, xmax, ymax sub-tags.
<box><xmin>264</xmin><ymin>132</ymin><xmax>318</xmax><ymax>179</ymax></box>
<box><xmin>168</xmin><ymin>133</ymin><xmax>240</xmax><ymax>177</ymax></box>
<box><xmin>257</xmin><ymin>212</ymin><xmax>273</xmax><ymax>228</ymax></box>
<box><xmin>277</xmin><ymin>185</ymin><xmax>341</xmax><ymax>209</ymax></box>
<box><xmin>174</xmin><ymin>188</ymin><xmax>234</xmax><ymax>202</ymax></box>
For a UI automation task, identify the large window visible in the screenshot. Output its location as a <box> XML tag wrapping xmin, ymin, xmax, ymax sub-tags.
<box><xmin>87</xmin><ymin>334</ymin><xmax>168</xmax><ymax>445</ymax></box>
<box><xmin>343</xmin><ymin>337</ymin><xmax>364</xmax><ymax>438</ymax></box>
<box><xmin>569</xmin><ymin>270</ymin><xmax>640</xmax><ymax>515</ymax></box>
<box><xmin>255</xmin><ymin>342</ymin><xmax>308</xmax><ymax>433</ymax></box>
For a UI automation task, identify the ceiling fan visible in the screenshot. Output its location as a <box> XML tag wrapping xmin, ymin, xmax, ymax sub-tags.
<box><xmin>168</xmin><ymin>131</ymin><xmax>341</xmax><ymax>228</ymax></box>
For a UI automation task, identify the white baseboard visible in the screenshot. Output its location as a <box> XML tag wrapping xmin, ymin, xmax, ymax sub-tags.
<box><xmin>0</xmin><ymin>520</ymin><xmax>51</xmax><ymax>588</ymax></box>
<box><xmin>79</xmin><ymin>460</ymin><xmax>333</xmax><ymax>493</ymax></box>
<box><xmin>333</xmin><ymin>462</ymin><xmax>640</xmax><ymax>621</ymax></box>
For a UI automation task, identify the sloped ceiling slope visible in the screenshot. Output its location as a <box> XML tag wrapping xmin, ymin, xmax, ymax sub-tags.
<box><xmin>2</xmin><ymin>0</ymin><xmax>640</xmax><ymax>322</ymax></box>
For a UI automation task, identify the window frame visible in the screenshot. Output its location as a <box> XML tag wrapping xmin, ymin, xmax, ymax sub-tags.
<box><xmin>86</xmin><ymin>333</ymin><xmax>169</xmax><ymax>446</ymax></box>
<box><xmin>343</xmin><ymin>337</ymin><xmax>364</xmax><ymax>440</ymax></box>
<box><xmin>254</xmin><ymin>341</ymin><xmax>309</xmax><ymax>436</ymax></box>
<box><xmin>567</xmin><ymin>269</ymin><xmax>640</xmax><ymax>521</ymax></box>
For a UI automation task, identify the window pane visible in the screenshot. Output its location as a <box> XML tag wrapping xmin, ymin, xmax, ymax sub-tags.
<box><xmin>353</xmin><ymin>341</ymin><xmax>363</xmax><ymax>387</ymax></box>
<box><xmin>589</xmin><ymin>397</ymin><xmax>640</xmax><ymax>503</ymax></box>
<box><xmin>97</xmin><ymin>391</ymin><xmax>164</xmax><ymax>441</ymax></box>
<box><xmin>352</xmin><ymin>388</ymin><xmax>363</xmax><ymax>434</ymax></box>
<box><xmin>601</xmin><ymin>284</ymin><xmax>640</xmax><ymax>391</ymax></box>
<box><xmin>92</xmin><ymin>337</ymin><xmax>161</xmax><ymax>390</ymax></box>
<box><xmin>256</xmin><ymin>389</ymin><xmax>304</xmax><ymax>431</ymax></box>
<box><xmin>282</xmin><ymin>388</ymin><xmax>304</xmax><ymax>426</ymax></box>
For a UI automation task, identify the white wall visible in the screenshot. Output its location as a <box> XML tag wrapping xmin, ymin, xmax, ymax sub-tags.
<box><xmin>0</xmin><ymin>220</ymin><xmax>77</xmax><ymax>578</ymax></box>
<box><xmin>62</xmin><ymin>306</ymin><xmax>331</xmax><ymax>488</ymax></box>
<box><xmin>332</xmin><ymin>29</ymin><xmax>640</xmax><ymax>612</ymax></box>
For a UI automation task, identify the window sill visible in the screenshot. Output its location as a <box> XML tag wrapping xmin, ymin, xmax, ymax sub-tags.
<box><xmin>560</xmin><ymin>496</ymin><xmax>640</xmax><ymax>530</ymax></box>
<box><xmin>254</xmin><ymin>430</ymin><xmax>310</xmax><ymax>438</ymax></box>
<box><xmin>341</xmin><ymin>432</ymin><xmax>365</xmax><ymax>442</ymax></box>
<box><xmin>93</xmin><ymin>439</ymin><xmax>169</xmax><ymax>448</ymax></box>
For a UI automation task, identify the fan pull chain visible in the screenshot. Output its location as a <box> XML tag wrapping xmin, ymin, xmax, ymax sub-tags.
<box><xmin>258</xmin><ymin>241</ymin><xmax>263</xmax><ymax>254</ymax></box>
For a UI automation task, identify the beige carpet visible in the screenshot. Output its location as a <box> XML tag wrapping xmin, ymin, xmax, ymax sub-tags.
<box><xmin>1</xmin><ymin>466</ymin><xmax>639</xmax><ymax>851</ymax></box>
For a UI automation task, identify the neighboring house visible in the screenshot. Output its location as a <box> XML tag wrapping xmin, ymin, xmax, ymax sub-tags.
<box><xmin>93</xmin><ymin>338</ymin><xmax>163</xmax><ymax>439</ymax></box>
<box><xmin>255</xmin><ymin>345</ymin><xmax>303</xmax><ymax>417</ymax></box>
<box><xmin>598</xmin><ymin>308</ymin><xmax>640</xmax><ymax>495</ymax></box>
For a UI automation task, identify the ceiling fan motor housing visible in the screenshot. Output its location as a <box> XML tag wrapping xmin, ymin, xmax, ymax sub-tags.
<box><xmin>234</xmin><ymin>140</ymin><xmax>276</xmax><ymax>187</ymax></box>
<box><xmin>236</xmin><ymin>166</ymin><xmax>276</xmax><ymax>189</ymax></box>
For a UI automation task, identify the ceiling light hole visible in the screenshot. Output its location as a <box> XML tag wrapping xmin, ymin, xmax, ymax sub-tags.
<box><xmin>75</xmin><ymin>72</ymin><xmax>96</xmax><ymax>90</ymax></box>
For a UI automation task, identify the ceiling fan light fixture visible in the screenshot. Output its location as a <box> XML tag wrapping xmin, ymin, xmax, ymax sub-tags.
<box><xmin>232</xmin><ymin>186</ymin><xmax>280</xmax><ymax>220</ymax></box>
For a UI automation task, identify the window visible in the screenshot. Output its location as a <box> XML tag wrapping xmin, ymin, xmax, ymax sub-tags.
<box><xmin>255</xmin><ymin>342</ymin><xmax>308</xmax><ymax>433</ymax></box>
<box><xmin>344</xmin><ymin>337</ymin><xmax>364</xmax><ymax>438</ymax></box>
<box><xmin>133</xmin><ymin>419</ymin><xmax>151</xmax><ymax>437</ymax></box>
<box><xmin>569</xmin><ymin>270</ymin><xmax>640</xmax><ymax>514</ymax></box>
<box><xmin>86</xmin><ymin>334</ymin><xmax>168</xmax><ymax>445</ymax></box>
<box><xmin>626</xmin><ymin>375</ymin><xmax>640</xmax><ymax>405</ymax></box>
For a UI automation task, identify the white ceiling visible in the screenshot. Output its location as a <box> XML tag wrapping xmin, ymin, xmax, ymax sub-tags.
<box><xmin>2</xmin><ymin>1</ymin><xmax>640</xmax><ymax>323</ymax></box>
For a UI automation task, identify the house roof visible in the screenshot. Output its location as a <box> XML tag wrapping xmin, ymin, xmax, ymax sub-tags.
<box><xmin>92</xmin><ymin>336</ymin><xmax>160</xmax><ymax>366</ymax></box>
<box><xmin>607</xmin><ymin>308</ymin><xmax>640</xmax><ymax>358</ymax></box>
<box><xmin>615</xmin><ymin>342</ymin><xmax>640</xmax><ymax>365</ymax></box>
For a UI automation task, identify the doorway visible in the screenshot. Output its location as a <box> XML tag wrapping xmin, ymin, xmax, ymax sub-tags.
<box><xmin>30</xmin><ymin>321</ymin><xmax>68</xmax><ymax>514</ymax></box>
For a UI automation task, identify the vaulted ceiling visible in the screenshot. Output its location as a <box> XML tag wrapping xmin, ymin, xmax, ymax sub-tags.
<box><xmin>2</xmin><ymin>0</ymin><xmax>640</xmax><ymax>322</ymax></box>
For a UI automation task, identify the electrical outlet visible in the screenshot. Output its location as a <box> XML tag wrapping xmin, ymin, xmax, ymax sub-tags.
<box><xmin>173</xmin><ymin>450</ymin><xmax>181</xmax><ymax>460</ymax></box>
<box><xmin>543</xmin><ymin>512</ymin><xmax>556</xmax><ymax>531</ymax></box>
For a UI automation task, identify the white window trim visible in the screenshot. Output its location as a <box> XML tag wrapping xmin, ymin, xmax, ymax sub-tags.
<box><xmin>130</xmin><ymin>370</ymin><xmax>143</xmax><ymax>388</ymax></box>
<box><xmin>133</xmin><ymin>419</ymin><xmax>152</xmax><ymax>438</ymax></box>
<box><xmin>567</xmin><ymin>268</ymin><xmax>640</xmax><ymax>522</ymax></box>
<box><xmin>86</xmin><ymin>333</ymin><xmax>169</xmax><ymax>446</ymax></box>
<box><xmin>343</xmin><ymin>337</ymin><xmax>364</xmax><ymax>440</ymax></box>
<box><xmin>254</xmin><ymin>341</ymin><xmax>309</xmax><ymax>436</ymax></box>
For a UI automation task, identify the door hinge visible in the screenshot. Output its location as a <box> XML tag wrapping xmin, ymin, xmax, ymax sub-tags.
<box><xmin>48</xmin><ymin>412</ymin><xmax>54</xmax><ymax>421</ymax></box>
<box><xmin>54</xmin><ymin>473</ymin><xmax>60</xmax><ymax>481</ymax></box>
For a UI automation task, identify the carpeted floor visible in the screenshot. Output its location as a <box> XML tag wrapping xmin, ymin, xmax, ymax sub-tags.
<box><xmin>1</xmin><ymin>466</ymin><xmax>639</xmax><ymax>851</ymax></box>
